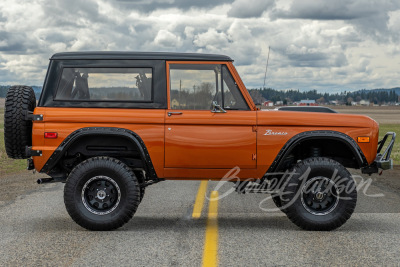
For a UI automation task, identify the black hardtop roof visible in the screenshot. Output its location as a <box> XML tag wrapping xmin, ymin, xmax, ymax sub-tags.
<box><xmin>51</xmin><ymin>51</ymin><xmax>233</xmax><ymax>61</ymax></box>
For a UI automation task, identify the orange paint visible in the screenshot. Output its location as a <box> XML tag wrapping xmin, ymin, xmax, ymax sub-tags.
<box><xmin>31</xmin><ymin>60</ymin><xmax>380</xmax><ymax>181</ymax></box>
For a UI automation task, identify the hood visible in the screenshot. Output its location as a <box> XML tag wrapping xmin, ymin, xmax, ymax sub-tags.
<box><xmin>257</xmin><ymin>109</ymin><xmax>375</xmax><ymax>129</ymax></box>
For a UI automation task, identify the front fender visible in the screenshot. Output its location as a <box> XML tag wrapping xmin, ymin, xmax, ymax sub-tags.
<box><xmin>267</xmin><ymin>130</ymin><xmax>368</xmax><ymax>173</ymax></box>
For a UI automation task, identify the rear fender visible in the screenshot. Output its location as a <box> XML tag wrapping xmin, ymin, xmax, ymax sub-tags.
<box><xmin>40</xmin><ymin>127</ymin><xmax>157</xmax><ymax>179</ymax></box>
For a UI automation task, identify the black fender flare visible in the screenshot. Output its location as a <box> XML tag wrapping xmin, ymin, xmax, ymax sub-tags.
<box><xmin>267</xmin><ymin>130</ymin><xmax>368</xmax><ymax>173</ymax></box>
<box><xmin>40</xmin><ymin>127</ymin><xmax>157</xmax><ymax>178</ymax></box>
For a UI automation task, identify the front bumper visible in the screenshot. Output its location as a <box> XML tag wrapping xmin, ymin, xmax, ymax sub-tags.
<box><xmin>375</xmin><ymin>132</ymin><xmax>396</xmax><ymax>170</ymax></box>
<box><xmin>362</xmin><ymin>132</ymin><xmax>396</xmax><ymax>174</ymax></box>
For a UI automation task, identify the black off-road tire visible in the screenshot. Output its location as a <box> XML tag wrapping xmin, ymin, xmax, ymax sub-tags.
<box><xmin>133</xmin><ymin>171</ymin><xmax>146</xmax><ymax>202</ymax></box>
<box><xmin>281</xmin><ymin>157</ymin><xmax>357</xmax><ymax>231</ymax></box>
<box><xmin>64</xmin><ymin>157</ymin><xmax>141</xmax><ymax>231</ymax></box>
<box><xmin>140</xmin><ymin>187</ymin><xmax>145</xmax><ymax>202</ymax></box>
<box><xmin>272</xmin><ymin>194</ymin><xmax>286</xmax><ymax>213</ymax></box>
<box><xmin>4</xmin><ymin>85</ymin><xmax>36</xmax><ymax>159</ymax></box>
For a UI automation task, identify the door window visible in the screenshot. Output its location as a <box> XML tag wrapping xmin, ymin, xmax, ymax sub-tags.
<box><xmin>221</xmin><ymin>65</ymin><xmax>249</xmax><ymax>110</ymax></box>
<box><xmin>169</xmin><ymin>64</ymin><xmax>221</xmax><ymax>110</ymax></box>
<box><xmin>169</xmin><ymin>64</ymin><xmax>249</xmax><ymax>110</ymax></box>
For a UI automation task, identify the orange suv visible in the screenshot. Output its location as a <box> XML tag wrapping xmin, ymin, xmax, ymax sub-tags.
<box><xmin>4</xmin><ymin>52</ymin><xmax>395</xmax><ymax>231</ymax></box>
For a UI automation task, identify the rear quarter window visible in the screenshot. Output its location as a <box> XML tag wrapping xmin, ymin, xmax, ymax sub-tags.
<box><xmin>55</xmin><ymin>68</ymin><xmax>152</xmax><ymax>102</ymax></box>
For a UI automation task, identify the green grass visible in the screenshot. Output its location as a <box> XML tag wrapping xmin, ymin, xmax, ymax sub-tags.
<box><xmin>0</xmin><ymin>108</ymin><xmax>26</xmax><ymax>176</ymax></box>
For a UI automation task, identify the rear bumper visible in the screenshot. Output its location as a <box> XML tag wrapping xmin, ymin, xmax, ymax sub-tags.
<box><xmin>362</xmin><ymin>132</ymin><xmax>396</xmax><ymax>174</ymax></box>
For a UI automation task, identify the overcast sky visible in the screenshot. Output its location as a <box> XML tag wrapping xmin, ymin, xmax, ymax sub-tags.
<box><xmin>1</xmin><ymin>0</ymin><xmax>399</xmax><ymax>92</ymax></box>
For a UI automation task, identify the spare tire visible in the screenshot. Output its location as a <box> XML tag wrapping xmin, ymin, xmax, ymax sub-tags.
<box><xmin>4</xmin><ymin>85</ymin><xmax>36</xmax><ymax>159</ymax></box>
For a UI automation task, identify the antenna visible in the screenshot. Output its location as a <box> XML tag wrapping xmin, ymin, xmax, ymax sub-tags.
<box><xmin>263</xmin><ymin>46</ymin><xmax>270</xmax><ymax>89</ymax></box>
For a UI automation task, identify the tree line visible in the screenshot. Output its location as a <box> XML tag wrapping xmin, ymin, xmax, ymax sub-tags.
<box><xmin>249</xmin><ymin>88</ymin><xmax>399</xmax><ymax>105</ymax></box>
<box><xmin>0</xmin><ymin>85</ymin><xmax>42</xmax><ymax>99</ymax></box>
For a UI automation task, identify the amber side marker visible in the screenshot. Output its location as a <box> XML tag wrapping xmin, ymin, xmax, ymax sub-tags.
<box><xmin>202</xmin><ymin>191</ymin><xmax>219</xmax><ymax>267</ymax></box>
<box><xmin>357</xmin><ymin>136</ymin><xmax>370</xmax><ymax>143</ymax></box>
<box><xmin>192</xmin><ymin>181</ymin><xmax>208</xmax><ymax>218</ymax></box>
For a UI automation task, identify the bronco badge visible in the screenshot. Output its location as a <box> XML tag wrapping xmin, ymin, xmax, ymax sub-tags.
<box><xmin>264</xmin><ymin>129</ymin><xmax>288</xmax><ymax>136</ymax></box>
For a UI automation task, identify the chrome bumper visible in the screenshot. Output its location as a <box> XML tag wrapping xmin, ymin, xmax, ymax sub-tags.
<box><xmin>375</xmin><ymin>132</ymin><xmax>396</xmax><ymax>170</ymax></box>
<box><xmin>362</xmin><ymin>132</ymin><xmax>396</xmax><ymax>175</ymax></box>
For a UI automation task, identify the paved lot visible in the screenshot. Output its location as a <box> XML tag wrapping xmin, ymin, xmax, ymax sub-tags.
<box><xmin>1</xmin><ymin>173</ymin><xmax>400</xmax><ymax>266</ymax></box>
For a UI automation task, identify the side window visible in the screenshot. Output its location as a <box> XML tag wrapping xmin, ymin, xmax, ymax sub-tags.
<box><xmin>55</xmin><ymin>68</ymin><xmax>152</xmax><ymax>102</ymax></box>
<box><xmin>222</xmin><ymin>65</ymin><xmax>249</xmax><ymax>110</ymax></box>
<box><xmin>169</xmin><ymin>64</ymin><xmax>249</xmax><ymax>110</ymax></box>
<box><xmin>169</xmin><ymin>64</ymin><xmax>221</xmax><ymax>110</ymax></box>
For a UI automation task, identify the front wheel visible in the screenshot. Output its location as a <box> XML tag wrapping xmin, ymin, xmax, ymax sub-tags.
<box><xmin>281</xmin><ymin>157</ymin><xmax>357</xmax><ymax>231</ymax></box>
<box><xmin>64</xmin><ymin>156</ymin><xmax>141</xmax><ymax>231</ymax></box>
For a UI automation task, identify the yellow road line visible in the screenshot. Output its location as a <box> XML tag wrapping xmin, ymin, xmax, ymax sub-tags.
<box><xmin>202</xmin><ymin>191</ymin><xmax>219</xmax><ymax>267</ymax></box>
<box><xmin>192</xmin><ymin>180</ymin><xmax>208</xmax><ymax>218</ymax></box>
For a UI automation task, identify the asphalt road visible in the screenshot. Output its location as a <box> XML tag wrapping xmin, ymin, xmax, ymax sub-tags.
<box><xmin>1</xmin><ymin>172</ymin><xmax>400</xmax><ymax>266</ymax></box>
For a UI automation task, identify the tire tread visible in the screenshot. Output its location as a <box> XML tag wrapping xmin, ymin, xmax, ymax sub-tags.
<box><xmin>64</xmin><ymin>156</ymin><xmax>140</xmax><ymax>231</ymax></box>
<box><xmin>4</xmin><ymin>85</ymin><xmax>36</xmax><ymax>159</ymax></box>
<box><xmin>282</xmin><ymin>157</ymin><xmax>357</xmax><ymax>231</ymax></box>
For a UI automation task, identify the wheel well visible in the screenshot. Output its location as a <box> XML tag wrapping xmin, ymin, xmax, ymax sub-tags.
<box><xmin>57</xmin><ymin>135</ymin><xmax>145</xmax><ymax>174</ymax></box>
<box><xmin>276</xmin><ymin>138</ymin><xmax>362</xmax><ymax>171</ymax></box>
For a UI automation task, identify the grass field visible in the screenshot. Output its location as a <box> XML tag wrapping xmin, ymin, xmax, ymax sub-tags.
<box><xmin>0</xmin><ymin>103</ymin><xmax>399</xmax><ymax>175</ymax></box>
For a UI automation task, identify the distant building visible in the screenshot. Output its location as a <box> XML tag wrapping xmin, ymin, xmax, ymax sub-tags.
<box><xmin>298</xmin><ymin>100</ymin><xmax>317</xmax><ymax>106</ymax></box>
<box><xmin>263</xmin><ymin>100</ymin><xmax>273</xmax><ymax>107</ymax></box>
<box><xmin>359</xmin><ymin>100</ymin><xmax>370</xmax><ymax>106</ymax></box>
<box><xmin>275</xmin><ymin>100</ymin><xmax>284</xmax><ymax>106</ymax></box>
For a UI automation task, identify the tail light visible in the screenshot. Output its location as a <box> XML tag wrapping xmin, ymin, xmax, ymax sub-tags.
<box><xmin>44</xmin><ymin>132</ymin><xmax>58</xmax><ymax>139</ymax></box>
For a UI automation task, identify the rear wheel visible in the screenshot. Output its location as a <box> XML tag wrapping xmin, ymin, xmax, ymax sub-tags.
<box><xmin>64</xmin><ymin>156</ymin><xmax>140</xmax><ymax>231</ymax></box>
<box><xmin>281</xmin><ymin>157</ymin><xmax>357</xmax><ymax>231</ymax></box>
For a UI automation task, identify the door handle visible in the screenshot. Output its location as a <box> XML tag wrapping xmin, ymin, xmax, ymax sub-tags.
<box><xmin>168</xmin><ymin>112</ymin><xmax>183</xmax><ymax>117</ymax></box>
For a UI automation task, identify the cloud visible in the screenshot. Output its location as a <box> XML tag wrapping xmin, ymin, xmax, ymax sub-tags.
<box><xmin>274</xmin><ymin>0</ymin><xmax>375</xmax><ymax>20</ymax></box>
<box><xmin>0</xmin><ymin>32</ymin><xmax>30</xmax><ymax>53</ymax></box>
<box><xmin>0</xmin><ymin>0</ymin><xmax>399</xmax><ymax>92</ymax></box>
<box><xmin>272</xmin><ymin>0</ymin><xmax>400</xmax><ymax>41</ymax></box>
<box><xmin>107</xmin><ymin>0</ymin><xmax>234</xmax><ymax>13</ymax></box>
<box><xmin>154</xmin><ymin>30</ymin><xmax>182</xmax><ymax>47</ymax></box>
<box><xmin>193</xmin><ymin>29</ymin><xmax>231</xmax><ymax>49</ymax></box>
<box><xmin>228</xmin><ymin>0</ymin><xmax>275</xmax><ymax>18</ymax></box>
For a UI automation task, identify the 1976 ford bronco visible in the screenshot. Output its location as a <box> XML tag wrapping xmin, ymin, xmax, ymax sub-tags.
<box><xmin>4</xmin><ymin>52</ymin><xmax>396</xmax><ymax>231</ymax></box>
